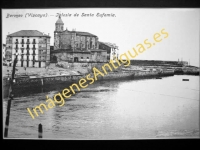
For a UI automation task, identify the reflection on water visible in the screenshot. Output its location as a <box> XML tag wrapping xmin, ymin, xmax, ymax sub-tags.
<box><xmin>3</xmin><ymin>75</ymin><xmax>199</xmax><ymax>139</ymax></box>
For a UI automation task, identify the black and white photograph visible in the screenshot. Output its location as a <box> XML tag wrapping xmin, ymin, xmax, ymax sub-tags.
<box><xmin>2</xmin><ymin>8</ymin><xmax>199</xmax><ymax>139</ymax></box>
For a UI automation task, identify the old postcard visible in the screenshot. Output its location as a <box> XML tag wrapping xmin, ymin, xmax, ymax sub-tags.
<box><xmin>2</xmin><ymin>8</ymin><xmax>199</xmax><ymax>139</ymax></box>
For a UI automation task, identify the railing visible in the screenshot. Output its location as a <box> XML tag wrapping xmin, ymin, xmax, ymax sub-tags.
<box><xmin>32</xmin><ymin>41</ymin><xmax>36</xmax><ymax>44</ymax></box>
<box><xmin>20</xmin><ymin>42</ymin><xmax>25</xmax><ymax>44</ymax></box>
<box><xmin>7</xmin><ymin>41</ymin><xmax>12</xmax><ymax>44</ymax></box>
<box><xmin>15</xmin><ymin>42</ymin><xmax>19</xmax><ymax>44</ymax></box>
<box><xmin>38</xmin><ymin>47</ymin><xmax>46</xmax><ymax>50</ymax></box>
<box><xmin>26</xmin><ymin>41</ymin><xmax>30</xmax><ymax>44</ymax></box>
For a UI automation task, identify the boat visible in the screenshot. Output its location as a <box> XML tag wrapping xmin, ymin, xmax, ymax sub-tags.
<box><xmin>182</xmin><ymin>79</ymin><xmax>189</xmax><ymax>81</ymax></box>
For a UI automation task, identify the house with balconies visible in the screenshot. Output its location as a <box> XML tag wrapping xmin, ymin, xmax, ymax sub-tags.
<box><xmin>6</xmin><ymin>30</ymin><xmax>51</xmax><ymax>68</ymax></box>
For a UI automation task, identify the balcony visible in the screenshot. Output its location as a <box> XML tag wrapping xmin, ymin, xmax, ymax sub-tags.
<box><xmin>32</xmin><ymin>41</ymin><xmax>36</xmax><ymax>44</ymax></box>
<box><xmin>38</xmin><ymin>47</ymin><xmax>45</xmax><ymax>50</ymax></box>
<box><xmin>7</xmin><ymin>41</ymin><xmax>12</xmax><ymax>44</ymax></box>
<box><xmin>21</xmin><ymin>47</ymin><xmax>25</xmax><ymax>50</ymax></box>
<box><xmin>26</xmin><ymin>41</ymin><xmax>30</xmax><ymax>44</ymax></box>
<box><xmin>26</xmin><ymin>51</ymin><xmax>30</xmax><ymax>55</ymax></box>
<box><xmin>32</xmin><ymin>51</ymin><xmax>36</xmax><ymax>55</ymax></box>
<box><xmin>26</xmin><ymin>48</ymin><xmax>30</xmax><ymax>50</ymax></box>
<box><xmin>20</xmin><ymin>42</ymin><xmax>25</xmax><ymax>44</ymax></box>
<box><xmin>32</xmin><ymin>47</ymin><xmax>36</xmax><ymax>50</ymax></box>
<box><xmin>15</xmin><ymin>42</ymin><xmax>19</xmax><ymax>44</ymax></box>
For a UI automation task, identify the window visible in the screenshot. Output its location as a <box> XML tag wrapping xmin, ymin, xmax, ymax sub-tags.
<box><xmin>22</xmin><ymin>44</ymin><xmax>24</xmax><ymax>47</ymax></box>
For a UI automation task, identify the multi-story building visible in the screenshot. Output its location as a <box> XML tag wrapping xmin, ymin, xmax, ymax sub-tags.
<box><xmin>6</xmin><ymin>30</ymin><xmax>51</xmax><ymax>68</ymax></box>
<box><xmin>99</xmin><ymin>42</ymin><xmax>119</xmax><ymax>61</ymax></box>
<box><xmin>2</xmin><ymin>44</ymin><xmax>6</xmax><ymax>60</ymax></box>
<box><xmin>52</xmin><ymin>15</ymin><xmax>107</xmax><ymax>62</ymax></box>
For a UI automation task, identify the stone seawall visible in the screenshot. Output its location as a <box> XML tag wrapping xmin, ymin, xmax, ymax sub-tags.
<box><xmin>3</xmin><ymin>70</ymin><xmax>174</xmax><ymax>98</ymax></box>
<box><xmin>3</xmin><ymin>68</ymin><xmax>174</xmax><ymax>92</ymax></box>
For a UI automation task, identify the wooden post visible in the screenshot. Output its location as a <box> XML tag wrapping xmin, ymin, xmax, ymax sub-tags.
<box><xmin>38</xmin><ymin>124</ymin><xmax>43</xmax><ymax>138</ymax></box>
<box><xmin>4</xmin><ymin>54</ymin><xmax>18</xmax><ymax>137</ymax></box>
<box><xmin>41</xmin><ymin>78</ymin><xmax>43</xmax><ymax>86</ymax></box>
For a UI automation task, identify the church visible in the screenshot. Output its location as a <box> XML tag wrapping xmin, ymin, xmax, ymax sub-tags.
<box><xmin>51</xmin><ymin>16</ymin><xmax>118</xmax><ymax>63</ymax></box>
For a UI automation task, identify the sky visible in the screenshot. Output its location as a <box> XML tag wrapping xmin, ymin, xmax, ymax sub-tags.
<box><xmin>2</xmin><ymin>8</ymin><xmax>200</xmax><ymax>67</ymax></box>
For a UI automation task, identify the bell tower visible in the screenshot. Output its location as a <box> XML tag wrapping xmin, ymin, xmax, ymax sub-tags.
<box><xmin>55</xmin><ymin>15</ymin><xmax>64</xmax><ymax>32</ymax></box>
<box><xmin>54</xmin><ymin>15</ymin><xmax>64</xmax><ymax>50</ymax></box>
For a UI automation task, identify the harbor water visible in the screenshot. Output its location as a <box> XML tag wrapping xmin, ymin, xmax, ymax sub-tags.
<box><xmin>3</xmin><ymin>75</ymin><xmax>199</xmax><ymax>139</ymax></box>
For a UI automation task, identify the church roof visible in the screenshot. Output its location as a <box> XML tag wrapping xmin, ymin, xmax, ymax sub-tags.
<box><xmin>56</xmin><ymin>15</ymin><xmax>64</xmax><ymax>24</ymax></box>
<box><xmin>51</xmin><ymin>49</ymin><xmax>106</xmax><ymax>53</ymax></box>
<box><xmin>52</xmin><ymin>49</ymin><xmax>91</xmax><ymax>53</ymax></box>
<box><xmin>7</xmin><ymin>30</ymin><xmax>50</xmax><ymax>37</ymax></box>
<box><xmin>75</xmin><ymin>31</ymin><xmax>97</xmax><ymax>37</ymax></box>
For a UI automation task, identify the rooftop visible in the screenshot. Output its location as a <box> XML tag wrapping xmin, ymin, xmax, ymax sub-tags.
<box><xmin>99</xmin><ymin>41</ymin><xmax>118</xmax><ymax>48</ymax></box>
<box><xmin>52</xmin><ymin>49</ymin><xmax>106</xmax><ymax>53</ymax></box>
<box><xmin>75</xmin><ymin>31</ymin><xmax>97</xmax><ymax>37</ymax></box>
<box><xmin>52</xmin><ymin>49</ymin><xmax>90</xmax><ymax>53</ymax></box>
<box><xmin>7</xmin><ymin>30</ymin><xmax>50</xmax><ymax>37</ymax></box>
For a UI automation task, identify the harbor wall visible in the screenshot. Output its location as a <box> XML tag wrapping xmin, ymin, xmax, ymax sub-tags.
<box><xmin>3</xmin><ymin>69</ymin><xmax>174</xmax><ymax>88</ymax></box>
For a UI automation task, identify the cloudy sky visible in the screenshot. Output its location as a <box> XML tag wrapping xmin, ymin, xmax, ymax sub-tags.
<box><xmin>2</xmin><ymin>8</ymin><xmax>200</xmax><ymax>67</ymax></box>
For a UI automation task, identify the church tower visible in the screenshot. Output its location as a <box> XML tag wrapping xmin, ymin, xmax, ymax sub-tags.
<box><xmin>54</xmin><ymin>15</ymin><xmax>64</xmax><ymax>50</ymax></box>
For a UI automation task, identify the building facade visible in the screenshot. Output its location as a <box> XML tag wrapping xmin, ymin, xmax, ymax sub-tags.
<box><xmin>54</xmin><ymin>16</ymin><xmax>99</xmax><ymax>51</ymax></box>
<box><xmin>52</xmin><ymin>16</ymin><xmax>107</xmax><ymax>62</ymax></box>
<box><xmin>52</xmin><ymin>49</ymin><xmax>107</xmax><ymax>63</ymax></box>
<box><xmin>6</xmin><ymin>30</ymin><xmax>51</xmax><ymax>68</ymax></box>
<box><xmin>2</xmin><ymin>44</ymin><xmax>6</xmax><ymax>60</ymax></box>
<box><xmin>99</xmin><ymin>42</ymin><xmax>119</xmax><ymax>61</ymax></box>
